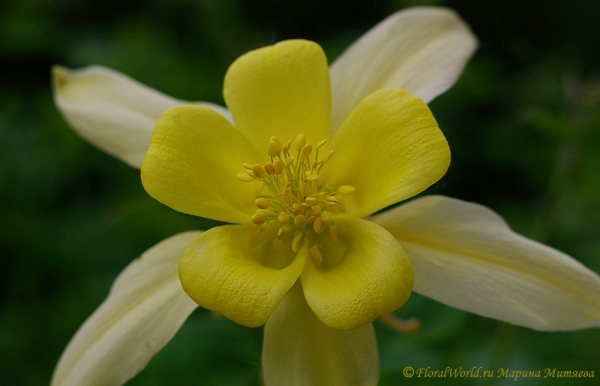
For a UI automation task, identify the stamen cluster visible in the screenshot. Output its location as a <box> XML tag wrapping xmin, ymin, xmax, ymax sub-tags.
<box><xmin>237</xmin><ymin>134</ymin><xmax>355</xmax><ymax>263</ymax></box>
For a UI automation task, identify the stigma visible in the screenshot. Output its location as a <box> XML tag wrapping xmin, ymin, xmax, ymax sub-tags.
<box><xmin>237</xmin><ymin>134</ymin><xmax>354</xmax><ymax>263</ymax></box>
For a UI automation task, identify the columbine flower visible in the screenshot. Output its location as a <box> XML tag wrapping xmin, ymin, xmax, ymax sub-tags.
<box><xmin>141</xmin><ymin>38</ymin><xmax>447</xmax><ymax>385</ymax></box>
<box><xmin>51</xmin><ymin>7</ymin><xmax>600</xmax><ymax>386</ymax></box>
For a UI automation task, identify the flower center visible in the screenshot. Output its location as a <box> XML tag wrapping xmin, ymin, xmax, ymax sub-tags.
<box><xmin>237</xmin><ymin>134</ymin><xmax>355</xmax><ymax>264</ymax></box>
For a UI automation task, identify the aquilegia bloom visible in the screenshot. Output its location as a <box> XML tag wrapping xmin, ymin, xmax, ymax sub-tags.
<box><xmin>142</xmin><ymin>38</ymin><xmax>447</xmax><ymax>331</ymax></box>
<box><xmin>51</xmin><ymin>7</ymin><xmax>600</xmax><ymax>386</ymax></box>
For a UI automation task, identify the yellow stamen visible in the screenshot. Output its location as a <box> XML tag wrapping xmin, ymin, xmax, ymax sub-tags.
<box><xmin>237</xmin><ymin>172</ymin><xmax>254</xmax><ymax>182</ymax></box>
<box><xmin>309</xmin><ymin>205</ymin><xmax>321</xmax><ymax>215</ymax></box>
<box><xmin>278</xmin><ymin>212</ymin><xmax>290</xmax><ymax>224</ymax></box>
<box><xmin>273</xmin><ymin>159</ymin><xmax>284</xmax><ymax>175</ymax></box>
<box><xmin>294</xmin><ymin>215</ymin><xmax>306</xmax><ymax>228</ymax></box>
<box><xmin>292</xmin><ymin>234</ymin><xmax>304</xmax><ymax>252</ymax></box>
<box><xmin>294</xmin><ymin>134</ymin><xmax>307</xmax><ymax>151</ymax></box>
<box><xmin>252</xmin><ymin>164</ymin><xmax>266</xmax><ymax>178</ymax></box>
<box><xmin>255</xmin><ymin>198</ymin><xmax>269</xmax><ymax>209</ymax></box>
<box><xmin>308</xmin><ymin>244</ymin><xmax>323</xmax><ymax>264</ymax></box>
<box><xmin>321</xmin><ymin>211</ymin><xmax>333</xmax><ymax>222</ymax></box>
<box><xmin>251</xmin><ymin>213</ymin><xmax>266</xmax><ymax>225</ymax></box>
<box><xmin>255</xmin><ymin>209</ymin><xmax>272</xmax><ymax>217</ymax></box>
<box><xmin>330</xmin><ymin>225</ymin><xmax>338</xmax><ymax>243</ymax></box>
<box><xmin>267</xmin><ymin>141</ymin><xmax>278</xmax><ymax>157</ymax></box>
<box><xmin>338</xmin><ymin>185</ymin><xmax>356</xmax><ymax>194</ymax></box>
<box><xmin>306</xmin><ymin>172</ymin><xmax>318</xmax><ymax>181</ymax></box>
<box><xmin>264</xmin><ymin>162</ymin><xmax>276</xmax><ymax>175</ymax></box>
<box><xmin>321</xmin><ymin>150</ymin><xmax>334</xmax><ymax>163</ymax></box>
<box><xmin>313</xmin><ymin>217</ymin><xmax>325</xmax><ymax>233</ymax></box>
<box><xmin>238</xmin><ymin>133</ymin><xmax>352</xmax><ymax>254</ymax></box>
<box><xmin>270</xmin><ymin>136</ymin><xmax>283</xmax><ymax>153</ymax></box>
<box><xmin>301</xmin><ymin>143</ymin><xmax>313</xmax><ymax>156</ymax></box>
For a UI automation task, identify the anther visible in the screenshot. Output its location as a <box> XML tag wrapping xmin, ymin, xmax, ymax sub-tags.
<box><xmin>306</xmin><ymin>173</ymin><xmax>318</xmax><ymax>181</ymax></box>
<box><xmin>294</xmin><ymin>215</ymin><xmax>306</xmax><ymax>228</ymax></box>
<box><xmin>313</xmin><ymin>217</ymin><xmax>325</xmax><ymax>233</ymax></box>
<box><xmin>237</xmin><ymin>173</ymin><xmax>254</xmax><ymax>182</ymax></box>
<box><xmin>264</xmin><ymin>162</ymin><xmax>276</xmax><ymax>175</ymax></box>
<box><xmin>292</xmin><ymin>234</ymin><xmax>305</xmax><ymax>252</ymax></box>
<box><xmin>294</xmin><ymin>134</ymin><xmax>307</xmax><ymax>151</ymax></box>
<box><xmin>285</xmin><ymin>156</ymin><xmax>294</xmax><ymax>166</ymax></box>
<box><xmin>255</xmin><ymin>209</ymin><xmax>272</xmax><ymax>217</ymax></box>
<box><xmin>252</xmin><ymin>164</ymin><xmax>266</xmax><ymax>178</ymax></box>
<box><xmin>338</xmin><ymin>185</ymin><xmax>356</xmax><ymax>194</ymax></box>
<box><xmin>270</xmin><ymin>136</ymin><xmax>283</xmax><ymax>153</ymax></box>
<box><xmin>321</xmin><ymin>150</ymin><xmax>334</xmax><ymax>163</ymax></box>
<box><xmin>301</xmin><ymin>143</ymin><xmax>313</xmax><ymax>156</ymax></box>
<box><xmin>251</xmin><ymin>213</ymin><xmax>266</xmax><ymax>225</ymax></box>
<box><xmin>273</xmin><ymin>159</ymin><xmax>284</xmax><ymax>175</ymax></box>
<box><xmin>267</xmin><ymin>141</ymin><xmax>278</xmax><ymax>157</ymax></box>
<box><xmin>308</xmin><ymin>244</ymin><xmax>323</xmax><ymax>264</ymax></box>
<box><xmin>321</xmin><ymin>211</ymin><xmax>333</xmax><ymax>223</ymax></box>
<box><xmin>278</xmin><ymin>212</ymin><xmax>290</xmax><ymax>224</ymax></box>
<box><xmin>309</xmin><ymin>205</ymin><xmax>321</xmax><ymax>215</ymax></box>
<box><xmin>329</xmin><ymin>225</ymin><xmax>338</xmax><ymax>243</ymax></box>
<box><xmin>315</xmin><ymin>139</ymin><xmax>327</xmax><ymax>150</ymax></box>
<box><xmin>283</xmin><ymin>139</ymin><xmax>292</xmax><ymax>154</ymax></box>
<box><xmin>243</xmin><ymin>163</ymin><xmax>254</xmax><ymax>170</ymax></box>
<box><xmin>255</xmin><ymin>198</ymin><xmax>269</xmax><ymax>209</ymax></box>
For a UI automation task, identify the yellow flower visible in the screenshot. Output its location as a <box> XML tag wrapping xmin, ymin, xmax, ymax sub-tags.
<box><xmin>50</xmin><ymin>7</ymin><xmax>600</xmax><ymax>386</ymax></box>
<box><xmin>141</xmin><ymin>38</ymin><xmax>449</xmax><ymax>333</ymax></box>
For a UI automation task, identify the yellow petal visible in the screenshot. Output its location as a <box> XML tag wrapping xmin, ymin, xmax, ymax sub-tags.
<box><xmin>372</xmin><ymin>195</ymin><xmax>600</xmax><ymax>330</ymax></box>
<box><xmin>179</xmin><ymin>225</ymin><xmax>306</xmax><ymax>327</ymax></box>
<box><xmin>263</xmin><ymin>284</ymin><xmax>378</xmax><ymax>386</ymax></box>
<box><xmin>51</xmin><ymin>231</ymin><xmax>200</xmax><ymax>386</ymax></box>
<box><xmin>223</xmin><ymin>40</ymin><xmax>331</xmax><ymax>149</ymax></box>
<box><xmin>141</xmin><ymin>105</ymin><xmax>262</xmax><ymax>224</ymax></box>
<box><xmin>301</xmin><ymin>218</ymin><xmax>413</xmax><ymax>330</ymax></box>
<box><xmin>52</xmin><ymin>65</ymin><xmax>231</xmax><ymax>168</ymax></box>
<box><xmin>330</xmin><ymin>7</ymin><xmax>477</xmax><ymax>132</ymax></box>
<box><xmin>321</xmin><ymin>88</ymin><xmax>449</xmax><ymax>218</ymax></box>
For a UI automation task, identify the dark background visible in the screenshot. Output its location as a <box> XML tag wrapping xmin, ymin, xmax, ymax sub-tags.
<box><xmin>1</xmin><ymin>0</ymin><xmax>599</xmax><ymax>384</ymax></box>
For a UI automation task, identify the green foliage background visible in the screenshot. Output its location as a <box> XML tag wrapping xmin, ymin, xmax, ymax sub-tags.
<box><xmin>1</xmin><ymin>0</ymin><xmax>599</xmax><ymax>385</ymax></box>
